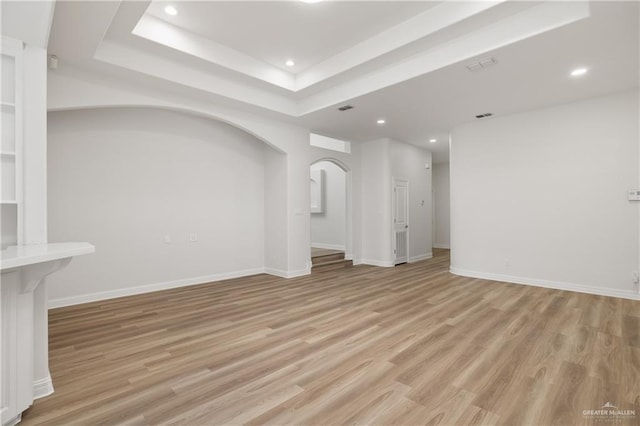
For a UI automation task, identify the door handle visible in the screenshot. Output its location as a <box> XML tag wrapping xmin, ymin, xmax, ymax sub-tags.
<box><xmin>405</xmin><ymin>225</ymin><xmax>408</xmax><ymax>229</ymax></box>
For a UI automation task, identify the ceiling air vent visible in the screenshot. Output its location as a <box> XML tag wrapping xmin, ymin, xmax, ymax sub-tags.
<box><xmin>338</xmin><ymin>105</ymin><xmax>354</xmax><ymax>111</ymax></box>
<box><xmin>467</xmin><ymin>57</ymin><xmax>497</xmax><ymax>72</ymax></box>
<box><xmin>475</xmin><ymin>113</ymin><xmax>493</xmax><ymax>119</ymax></box>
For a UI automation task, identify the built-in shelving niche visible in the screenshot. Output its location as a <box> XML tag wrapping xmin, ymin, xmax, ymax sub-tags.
<box><xmin>1</xmin><ymin>39</ymin><xmax>22</xmax><ymax>250</ymax></box>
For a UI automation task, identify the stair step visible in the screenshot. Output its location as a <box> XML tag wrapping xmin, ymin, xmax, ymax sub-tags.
<box><xmin>312</xmin><ymin>259</ymin><xmax>353</xmax><ymax>272</ymax></box>
<box><xmin>312</xmin><ymin>252</ymin><xmax>345</xmax><ymax>265</ymax></box>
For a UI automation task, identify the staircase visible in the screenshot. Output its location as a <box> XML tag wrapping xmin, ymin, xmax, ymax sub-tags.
<box><xmin>311</xmin><ymin>251</ymin><xmax>353</xmax><ymax>273</ymax></box>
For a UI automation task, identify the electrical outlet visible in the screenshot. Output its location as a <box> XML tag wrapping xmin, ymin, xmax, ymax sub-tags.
<box><xmin>633</xmin><ymin>271</ymin><xmax>639</xmax><ymax>284</ymax></box>
<box><xmin>504</xmin><ymin>258</ymin><xmax>511</xmax><ymax>268</ymax></box>
<box><xmin>189</xmin><ymin>233</ymin><xmax>198</xmax><ymax>242</ymax></box>
<box><xmin>164</xmin><ymin>235</ymin><xmax>171</xmax><ymax>244</ymax></box>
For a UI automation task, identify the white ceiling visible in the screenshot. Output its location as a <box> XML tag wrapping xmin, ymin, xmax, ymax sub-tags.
<box><xmin>130</xmin><ymin>0</ymin><xmax>514</xmax><ymax>94</ymax></box>
<box><xmin>146</xmin><ymin>1</ymin><xmax>436</xmax><ymax>73</ymax></box>
<box><xmin>39</xmin><ymin>1</ymin><xmax>640</xmax><ymax>163</ymax></box>
<box><xmin>298</xmin><ymin>0</ymin><xmax>640</xmax><ymax>162</ymax></box>
<box><xmin>0</xmin><ymin>0</ymin><xmax>55</xmax><ymax>48</ymax></box>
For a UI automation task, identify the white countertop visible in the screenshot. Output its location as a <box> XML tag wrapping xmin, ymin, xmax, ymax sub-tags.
<box><xmin>1</xmin><ymin>243</ymin><xmax>95</xmax><ymax>271</ymax></box>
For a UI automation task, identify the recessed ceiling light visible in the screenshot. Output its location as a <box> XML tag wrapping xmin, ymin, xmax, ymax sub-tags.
<box><xmin>377</xmin><ymin>119</ymin><xmax>386</xmax><ymax>125</ymax></box>
<box><xmin>285</xmin><ymin>59</ymin><xmax>295</xmax><ymax>67</ymax></box>
<box><xmin>570</xmin><ymin>67</ymin><xmax>588</xmax><ymax>77</ymax></box>
<box><xmin>164</xmin><ymin>5</ymin><xmax>178</xmax><ymax>16</ymax></box>
<box><xmin>301</xmin><ymin>0</ymin><xmax>323</xmax><ymax>3</ymax></box>
<box><xmin>429</xmin><ymin>139</ymin><xmax>437</xmax><ymax>143</ymax></box>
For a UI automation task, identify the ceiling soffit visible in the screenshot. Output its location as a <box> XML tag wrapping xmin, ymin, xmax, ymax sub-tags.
<box><xmin>65</xmin><ymin>1</ymin><xmax>592</xmax><ymax>117</ymax></box>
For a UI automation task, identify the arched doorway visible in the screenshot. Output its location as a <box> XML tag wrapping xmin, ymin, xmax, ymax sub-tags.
<box><xmin>309</xmin><ymin>158</ymin><xmax>352</xmax><ymax>269</ymax></box>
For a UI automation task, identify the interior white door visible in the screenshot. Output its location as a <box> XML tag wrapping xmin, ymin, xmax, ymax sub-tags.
<box><xmin>393</xmin><ymin>178</ymin><xmax>409</xmax><ymax>265</ymax></box>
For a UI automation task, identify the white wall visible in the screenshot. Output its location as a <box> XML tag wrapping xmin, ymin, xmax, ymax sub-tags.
<box><xmin>361</xmin><ymin>139</ymin><xmax>392</xmax><ymax>266</ymax></box>
<box><xmin>450</xmin><ymin>90</ymin><xmax>639</xmax><ymax>300</ymax></box>
<box><xmin>390</xmin><ymin>140</ymin><xmax>433</xmax><ymax>262</ymax></box>
<box><xmin>47</xmin><ymin>108</ymin><xmax>274</xmax><ymax>306</ymax></box>
<box><xmin>361</xmin><ymin>138</ymin><xmax>433</xmax><ymax>266</ymax></box>
<box><xmin>264</xmin><ymin>148</ymin><xmax>288</xmax><ymax>274</ymax></box>
<box><xmin>310</xmin><ymin>161</ymin><xmax>346</xmax><ymax>251</ymax></box>
<box><xmin>433</xmin><ymin>162</ymin><xmax>450</xmax><ymax>249</ymax></box>
<box><xmin>48</xmin><ymin>65</ymin><xmax>311</xmax><ymax>279</ymax></box>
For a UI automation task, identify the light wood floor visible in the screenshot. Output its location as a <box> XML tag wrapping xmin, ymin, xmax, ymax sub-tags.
<box><xmin>22</xmin><ymin>250</ymin><xmax>639</xmax><ymax>425</ymax></box>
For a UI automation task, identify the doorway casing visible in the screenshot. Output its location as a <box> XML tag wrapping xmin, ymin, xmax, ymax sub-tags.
<box><xmin>310</xmin><ymin>158</ymin><xmax>353</xmax><ymax>261</ymax></box>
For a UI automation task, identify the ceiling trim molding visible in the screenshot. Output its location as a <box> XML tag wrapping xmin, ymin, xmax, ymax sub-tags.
<box><xmin>295</xmin><ymin>0</ymin><xmax>506</xmax><ymax>90</ymax></box>
<box><xmin>48</xmin><ymin>0</ymin><xmax>594</xmax><ymax>122</ymax></box>
<box><xmin>297</xmin><ymin>1</ymin><xmax>591</xmax><ymax>115</ymax></box>
<box><xmin>94</xmin><ymin>40</ymin><xmax>299</xmax><ymax>116</ymax></box>
<box><xmin>132</xmin><ymin>15</ymin><xmax>298</xmax><ymax>91</ymax></box>
<box><xmin>95</xmin><ymin>1</ymin><xmax>590</xmax><ymax>117</ymax></box>
<box><xmin>131</xmin><ymin>1</ymin><xmax>507</xmax><ymax>92</ymax></box>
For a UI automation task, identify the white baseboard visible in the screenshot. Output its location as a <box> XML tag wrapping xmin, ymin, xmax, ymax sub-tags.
<box><xmin>450</xmin><ymin>266</ymin><xmax>640</xmax><ymax>301</ymax></box>
<box><xmin>49</xmin><ymin>267</ymin><xmax>266</xmax><ymax>308</ymax></box>
<box><xmin>4</xmin><ymin>414</ymin><xmax>21</xmax><ymax>426</ymax></box>
<box><xmin>264</xmin><ymin>266</ymin><xmax>311</xmax><ymax>279</ymax></box>
<box><xmin>409</xmin><ymin>253</ymin><xmax>433</xmax><ymax>263</ymax></box>
<box><xmin>360</xmin><ymin>259</ymin><xmax>395</xmax><ymax>267</ymax></box>
<box><xmin>49</xmin><ymin>265</ymin><xmax>315</xmax><ymax>308</ymax></box>
<box><xmin>433</xmin><ymin>243</ymin><xmax>450</xmax><ymax>249</ymax></box>
<box><xmin>287</xmin><ymin>267</ymin><xmax>312</xmax><ymax>278</ymax></box>
<box><xmin>33</xmin><ymin>374</ymin><xmax>54</xmax><ymax>399</ymax></box>
<box><xmin>311</xmin><ymin>243</ymin><xmax>346</xmax><ymax>251</ymax></box>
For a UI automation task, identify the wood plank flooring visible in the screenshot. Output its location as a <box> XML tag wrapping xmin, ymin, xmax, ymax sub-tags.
<box><xmin>22</xmin><ymin>250</ymin><xmax>640</xmax><ymax>425</ymax></box>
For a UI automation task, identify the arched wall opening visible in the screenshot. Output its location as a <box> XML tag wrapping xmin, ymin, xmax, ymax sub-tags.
<box><xmin>310</xmin><ymin>157</ymin><xmax>353</xmax><ymax>260</ymax></box>
<box><xmin>46</xmin><ymin>106</ymin><xmax>289</xmax><ymax>306</ymax></box>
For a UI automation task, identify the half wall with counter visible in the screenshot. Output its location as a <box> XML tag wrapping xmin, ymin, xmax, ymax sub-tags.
<box><xmin>1</xmin><ymin>243</ymin><xmax>94</xmax><ymax>426</ymax></box>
